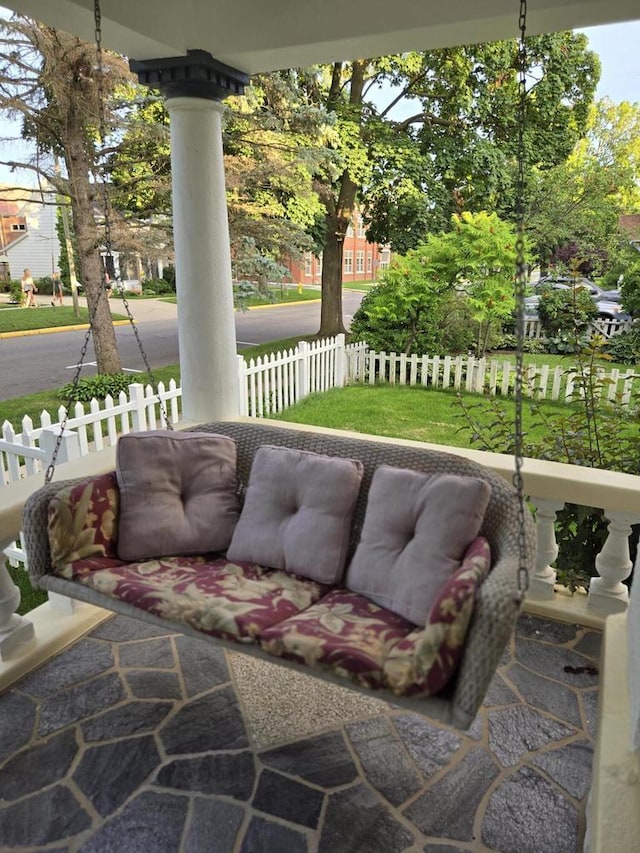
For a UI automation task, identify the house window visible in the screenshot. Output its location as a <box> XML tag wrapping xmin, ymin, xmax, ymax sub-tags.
<box><xmin>344</xmin><ymin>251</ymin><xmax>353</xmax><ymax>274</ymax></box>
<box><xmin>379</xmin><ymin>249</ymin><xmax>391</xmax><ymax>270</ymax></box>
<box><xmin>366</xmin><ymin>253</ymin><xmax>372</xmax><ymax>273</ymax></box>
<box><xmin>317</xmin><ymin>253</ymin><xmax>323</xmax><ymax>274</ymax></box>
<box><xmin>304</xmin><ymin>253</ymin><xmax>312</xmax><ymax>276</ymax></box>
<box><xmin>356</xmin><ymin>251</ymin><xmax>364</xmax><ymax>273</ymax></box>
<box><xmin>11</xmin><ymin>223</ymin><xmax>26</xmax><ymax>231</ymax></box>
<box><xmin>357</xmin><ymin>219</ymin><xmax>366</xmax><ymax>238</ymax></box>
<box><xmin>346</xmin><ymin>222</ymin><xmax>354</xmax><ymax>237</ymax></box>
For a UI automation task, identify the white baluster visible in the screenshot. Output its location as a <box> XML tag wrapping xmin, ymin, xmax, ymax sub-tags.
<box><xmin>589</xmin><ymin>510</ymin><xmax>638</xmax><ymax>615</ymax></box>
<box><xmin>528</xmin><ymin>498</ymin><xmax>564</xmax><ymax>600</ymax></box>
<box><xmin>0</xmin><ymin>539</ymin><xmax>35</xmax><ymax>659</ymax></box>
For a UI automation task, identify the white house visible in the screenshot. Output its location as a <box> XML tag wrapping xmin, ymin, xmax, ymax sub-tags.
<box><xmin>0</xmin><ymin>184</ymin><xmax>61</xmax><ymax>280</ymax></box>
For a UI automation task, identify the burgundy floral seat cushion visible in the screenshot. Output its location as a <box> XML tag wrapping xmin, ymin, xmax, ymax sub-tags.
<box><xmin>61</xmin><ymin>555</ymin><xmax>329</xmax><ymax>643</ymax></box>
<box><xmin>383</xmin><ymin>537</ymin><xmax>492</xmax><ymax>697</ymax></box>
<box><xmin>48</xmin><ymin>472</ymin><xmax>120</xmax><ymax>577</ymax></box>
<box><xmin>259</xmin><ymin>588</ymin><xmax>416</xmax><ymax>689</ymax></box>
<box><xmin>260</xmin><ymin>537</ymin><xmax>491</xmax><ymax>696</ymax></box>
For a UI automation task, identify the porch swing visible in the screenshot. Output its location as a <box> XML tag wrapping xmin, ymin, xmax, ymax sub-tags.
<box><xmin>21</xmin><ymin>1</ymin><xmax>536</xmax><ymax>731</ymax></box>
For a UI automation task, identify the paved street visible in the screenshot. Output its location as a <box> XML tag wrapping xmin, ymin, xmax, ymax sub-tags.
<box><xmin>0</xmin><ymin>292</ymin><xmax>364</xmax><ymax>399</ymax></box>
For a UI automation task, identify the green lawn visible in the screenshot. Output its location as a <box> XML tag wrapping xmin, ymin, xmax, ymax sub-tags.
<box><xmin>274</xmin><ymin>383</ymin><xmax>567</xmax><ymax>448</ymax></box>
<box><xmin>342</xmin><ymin>281</ymin><xmax>377</xmax><ymax>291</ymax></box>
<box><xmin>161</xmin><ymin>286</ymin><xmax>321</xmax><ymax>308</ymax></box>
<box><xmin>0</xmin><ymin>305</ymin><xmax>127</xmax><ymax>333</ymax></box>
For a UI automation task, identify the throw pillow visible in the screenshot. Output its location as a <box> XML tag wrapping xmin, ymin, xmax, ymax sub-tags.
<box><xmin>48</xmin><ymin>471</ymin><xmax>120</xmax><ymax>576</ymax></box>
<box><xmin>383</xmin><ymin>537</ymin><xmax>492</xmax><ymax>696</ymax></box>
<box><xmin>116</xmin><ymin>430</ymin><xmax>240</xmax><ymax>561</ymax></box>
<box><xmin>345</xmin><ymin>465</ymin><xmax>491</xmax><ymax>625</ymax></box>
<box><xmin>226</xmin><ymin>444</ymin><xmax>364</xmax><ymax>584</ymax></box>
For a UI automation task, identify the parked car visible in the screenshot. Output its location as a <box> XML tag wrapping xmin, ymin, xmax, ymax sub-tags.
<box><xmin>524</xmin><ymin>293</ymin><xmax>629</xmax><ymax>322</ymax></box>
<box><xmin>534</xmin><ymin>275</ymin><xmax>622</xmax><ymax>303</ymax></box>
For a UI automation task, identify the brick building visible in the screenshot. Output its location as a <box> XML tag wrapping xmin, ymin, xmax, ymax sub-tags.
<box><xmin>285</xmin><ymin>209</ymin><xmax>391</xmax><ymax>285</ymax></box>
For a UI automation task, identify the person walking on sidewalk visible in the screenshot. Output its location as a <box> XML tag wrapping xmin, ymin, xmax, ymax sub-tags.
<box><xmin>21</xmin><ymin>268</ymin><xmax>37</xmax><ymax>307</ymax></box>
<box><xmin>51</xmin><ymin>270</ymin><xmax>63</xmax><ymax>307</ymax></box>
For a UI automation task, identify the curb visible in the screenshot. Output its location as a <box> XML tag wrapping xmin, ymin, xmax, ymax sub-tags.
<box><xmin>244</xmin><ymin>298</ymin><xmax>321</xmax><ymax>311</ymax></box>
<box><xmin>0</xmin><ymin>319</ymin><xmax>132</xmax><ymax>340</ymax></box>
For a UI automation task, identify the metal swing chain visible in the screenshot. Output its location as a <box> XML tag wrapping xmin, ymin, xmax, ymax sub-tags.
<box><xmin>44</xmin><ymin>0</ymin><xmax>172</xmax><ymax>484</ymax></box>
<box><xmin>513</xmin><ymin>0</ymin><xmax>530</xmax><ymax>598</ymax></box>
<box><xmin>93</xmin><ymin>0</ymin><xmax>172</xmax><ymax>430</ymax></box>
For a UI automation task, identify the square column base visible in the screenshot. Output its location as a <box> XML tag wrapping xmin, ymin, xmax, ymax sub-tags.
<box><xmin>0</xmin><ymin>615</ymin><xmax>35</xmax><ymax>660</ymax></box>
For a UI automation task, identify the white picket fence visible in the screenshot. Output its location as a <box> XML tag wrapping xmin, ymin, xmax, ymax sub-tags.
<box><xmin>3</xmin><ymin>335</ymin><xmax>639</xmax><ymax>493</ymax></box>
<box><xmin>350</xmin><ymin>349</ymin><xmax>640</xmax><ymax>405</ymax></box>
<box><xmin>237</xmin><ymin>335</ymin><xmax>367</xmax><ymax>417</ymax></box>
<box><xmin>1</xmin><ymin>380</ymin><xmax>181</xmax><ymax>487</ymax></box>
<box><xmin>525</xmin><ymin>316</ymin><xmax>632</xmax><ymax>340</ymax></box>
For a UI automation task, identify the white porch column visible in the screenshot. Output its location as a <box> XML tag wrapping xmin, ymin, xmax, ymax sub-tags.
<box><xmin>130</xmin><ymin>51</ymin><xmax>249</xmax><ymax>423</ymax></box>
<box><xmin>165</xmin><ymin>96</ymin><xmax>236</xmax><ymax>422</ymax></box>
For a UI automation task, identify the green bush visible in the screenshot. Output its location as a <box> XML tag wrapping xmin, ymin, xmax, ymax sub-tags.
<box><xmin>493</xmin><ymin>333</ymin><xmax>547</xmax><ymax>354</ymax></box>
<box><xmin>620</xmin><ymin>262</ymin><xmax>640</xmax><ymax>316</ymax></box>
<box><xmin>7</xmin><ymin>280</ymin><xmax>24</xmax><ymax>304</ymax></box>
<box><xmin>536</xmin><ymin>285</ymin><xmax>597</xmax><ymax>338</ymax></box>
<box><xmin>143</xmin><ymin>277</ymin><xmax>175</xmax><ymax>295</ymax></box>
<box><xmin>58</xmin><ymin>373</ymin><xmax>135</xmax><ymax>403</ymax></box>
<box><xmin>604</xmin><ymin>324</ymin><xmax>640</xmax><ymax>364</ymax></box>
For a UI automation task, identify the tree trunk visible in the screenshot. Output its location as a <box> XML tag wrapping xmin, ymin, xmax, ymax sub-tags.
<box><xmin>317</xmin><ymin>60</ymin><xmax>367</xmax><ymax>338</ymax></box>
<box><xmin>65</xmin><ymin>111</ymin><xmax>122</xmax><ymax>375</ymax></box>
<box><xmin>319</xmin><ymin>209</ymin><xmax>348</xmax><ymax>336</ymax></box>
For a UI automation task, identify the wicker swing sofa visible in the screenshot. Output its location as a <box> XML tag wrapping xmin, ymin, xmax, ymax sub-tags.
<box><xmin>22</xmin><ymin>420</ymin><xmax>535</xmax><ymax>730</ymax></box>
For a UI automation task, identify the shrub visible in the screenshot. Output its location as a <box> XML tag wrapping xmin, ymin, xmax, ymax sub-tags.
<box><xmin>143</xmin><ymin>277</ymin><xmax>175</xmax><ymax>295</ymax></box>
<box><xmin>58</xmin><ymin>373</ymin><xmax>135</xmax><ymax>403</ymax></box>
<box><xmin>604</xmin><ymin>324</ymin><xmax>640</xmax><ymax>364</ymax></box>
<box><xmin>536</xmin><ymin>285</ymin><xmax>597</xmax><ymax>338</ymax></box>
<box><xmin>619</xmin><ymin>261</ymin><xmax>640</xmax><ymax>316</ymax></box>
<box><xmin>8</xmin><ymin>280</ymin><xmax>24</xmax><ymax>304</ymax></box>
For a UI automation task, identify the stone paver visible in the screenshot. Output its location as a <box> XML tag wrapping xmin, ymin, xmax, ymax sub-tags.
<box><xmin>0</xmin><ymin>611</ymin><xmax>600</xmax><ymax>851</ymax></box>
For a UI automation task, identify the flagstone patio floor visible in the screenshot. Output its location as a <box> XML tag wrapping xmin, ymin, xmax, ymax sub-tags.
<box><xmin>0</xmin><ymin>611</ymin><xmax>601</xmax><ymax>852</ymax></box>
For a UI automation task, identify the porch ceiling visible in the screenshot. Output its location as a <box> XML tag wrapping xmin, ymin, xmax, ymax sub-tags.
<box><xmin>4</xmin><ymin>0</ymin><xmax>640</xmax><ymax>73</ymax></box>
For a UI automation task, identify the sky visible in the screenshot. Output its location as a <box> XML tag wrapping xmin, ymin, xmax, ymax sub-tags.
<box><xmin>0</xmin><ymin>18</ymin><xmax>639</xmax><ymax>188</ymax></box>
<box><xmin>580</xmin><ymin>20</ymin><xmax>640</xmax><ymax>103</ymax></box>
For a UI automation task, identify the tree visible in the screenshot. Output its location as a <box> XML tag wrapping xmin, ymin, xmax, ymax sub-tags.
<box><xmin>283</xmin><ymin>33</ymin><xmax>597</xmax><ymax>336</ymax></box>
<box><xmin>111</xmin><ymin>71</ymin><xmax>326</xmax><ymax>294</ymax></box>
<box><xmin>0</xmin><ymin>15</ymin><xmax>136</xmax><ymax>373</ymax></box>
<box><xmin>350</xmin><ymin>211</ymin><xmax>519</xmax><ymax>356</ymax></box>
<box><xmin>526</xmin><ymin>99</ymin><xmax>640</xmax><ymax>271</ymax></box>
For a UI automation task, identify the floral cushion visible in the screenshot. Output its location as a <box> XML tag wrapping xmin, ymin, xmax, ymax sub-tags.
<box><xmin>383</xmin><ymin>537</ymin><xmax>491</xmax><ymax>697</ymax></box>
<box><xmin>62</xmin><ymin>555</ymin><xmax>329</xmax><ymax>643</ymax></box>
<box><xmin>259</xmin><ymin>589</ymin><xmax>416</xmax><ymax>689</ymax></box>
<box><xmin>48</xmin><ymin>472</ymin><xmax>120</xmax><ymax>577</ymax></box>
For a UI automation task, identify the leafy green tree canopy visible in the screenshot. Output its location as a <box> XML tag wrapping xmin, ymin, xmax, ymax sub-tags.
<box><xmin>351</xmin><ymin>211</ymin><xmax>519</xmax><ymax>356</ymax></box>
